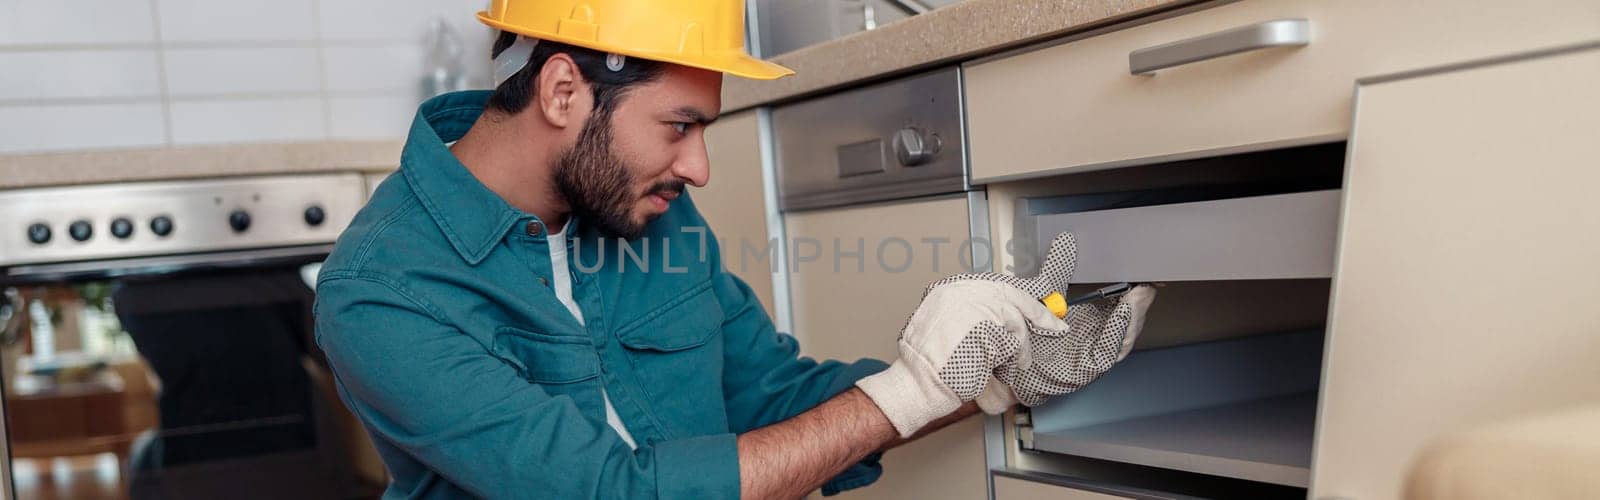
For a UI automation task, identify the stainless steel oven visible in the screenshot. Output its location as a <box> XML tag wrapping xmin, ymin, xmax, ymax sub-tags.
<box><xmin>0</xmin><ymin>173</ymin><xmax>383</xmax><ymax>499</ymax></box>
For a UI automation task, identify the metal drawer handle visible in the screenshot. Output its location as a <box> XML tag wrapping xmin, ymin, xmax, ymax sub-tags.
<box><xmin>1130</xmin><ymin>19</ymin><xmax>1310</xmax><ymax>75</ymax></box>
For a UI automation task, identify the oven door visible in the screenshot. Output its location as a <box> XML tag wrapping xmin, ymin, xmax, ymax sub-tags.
<box><xmin>0</xmin><ymin>256</ymin><xmax>386</xmax><ymax>500</ymax></box>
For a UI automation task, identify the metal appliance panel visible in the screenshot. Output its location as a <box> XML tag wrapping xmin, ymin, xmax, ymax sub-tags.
<box><xmin>774</xmin><ymin>67</ymin><xmax>966</xmax><ymax>211</ymax></box>
<box><xmin>1</xmin><ymin>173</ymin><xmax>367</xmax><ymax>270</ymax></box>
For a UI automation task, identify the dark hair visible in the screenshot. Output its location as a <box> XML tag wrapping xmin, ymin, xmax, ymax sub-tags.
<box><xmin>487</xmin><ymin>31</ymin><xmax>666</xmax><ymax>120</ymax></box>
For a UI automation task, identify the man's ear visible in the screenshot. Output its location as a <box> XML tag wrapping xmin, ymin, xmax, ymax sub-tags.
<box><xmin>535</xmin><ymin>53</ymin><xmax>585</xmax><ymax>129</ymax></box>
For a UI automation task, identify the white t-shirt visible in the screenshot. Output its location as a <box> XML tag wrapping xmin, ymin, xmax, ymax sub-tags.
<box><xmin>548</xmin><ymin>223</ymin><xmax>639</xmax><ymax>450</ymax></box>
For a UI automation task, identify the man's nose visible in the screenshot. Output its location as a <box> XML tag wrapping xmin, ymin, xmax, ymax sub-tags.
<box><xmin>674</xmin><ymin>137</ymin><xmax>711</xmax><ymax>188</ymax></box>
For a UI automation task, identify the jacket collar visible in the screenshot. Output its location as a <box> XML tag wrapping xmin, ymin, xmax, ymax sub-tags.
<box><xmin>400</xmin><ymin>90</ymin><xmax>527</xmax><ymax>265</ymax></box>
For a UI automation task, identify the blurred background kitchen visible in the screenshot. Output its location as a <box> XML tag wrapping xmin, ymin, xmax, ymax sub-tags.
<box><xmin>4</xmin><ymin>0</ymin><xmax>1597</xmax><ymax>499</ymax></box>
<box><xmin>0</xmin><ymin>1</ymin><xmax>961</xmax><ymax>499</ymax></box>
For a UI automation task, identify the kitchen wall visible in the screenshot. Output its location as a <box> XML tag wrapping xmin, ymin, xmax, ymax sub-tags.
<box><xmin>0</xmin><ymin>0</ymin><xmax>497</xmax><ymax>154</ymax></box>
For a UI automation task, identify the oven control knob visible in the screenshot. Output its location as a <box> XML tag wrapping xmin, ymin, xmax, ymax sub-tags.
<box><xmin>892</xmin><ymin>127</ymin><xmax>942</xmax><ymax>167</ymax></box>
<box><xmin>303</xmin><ymin>205</ymin><xmax>326</xmax><ymax>227</ymax></box>
<box><xmin>110</xmin><ymin>218</ymin><xmax>135</xmax><ymax>239</ymax></box>
<box><xmin>150</xmin><ymin>215</ymin><xmax>174</xmax><ymax>237</ymax></box>
<box><xmin>69</xmin><ymin>220</ymin><xmax>93</xmax><ymax>242</ymax></box>
<box><xmin>228</xmin><ymin>210</ymin><xmax>251</xmax><ymax>233</ymax></box>
<box><xmin>26</xmin><ymin>223</ymin><xmax>51</xmax><ymax>245</ymax></box>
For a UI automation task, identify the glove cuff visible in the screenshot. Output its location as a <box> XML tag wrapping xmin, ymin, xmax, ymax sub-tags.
<box><xmin>856</xmin><ymin>358</ymin><xmax>960</xmax><ymax>438</ymax></box>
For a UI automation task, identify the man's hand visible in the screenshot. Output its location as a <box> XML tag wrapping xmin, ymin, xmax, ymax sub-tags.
<box><xmin>854</xmin><ymin>278</ymin><xmax>1065</xmax><ymax>437</ymax></box>
<box><xmin>858</xmin><ymin>233</ymin><xmax>1157</xmax><ymax>431</ymax></box>
<box><xmin>737</xmin><ymin>389</ymin><xmax>978</xmax><ymax>499</ymax></box>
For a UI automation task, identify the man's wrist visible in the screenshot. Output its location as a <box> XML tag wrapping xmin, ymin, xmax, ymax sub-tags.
<box><xmin>835</xmin><ymin>387</ymin><xmax>900</xmax><ymax>449</ymax></box>
<box><xmin>855</xmin><ymin>360</ymin><xmax>961</xmax><ymax>437</ymax></box>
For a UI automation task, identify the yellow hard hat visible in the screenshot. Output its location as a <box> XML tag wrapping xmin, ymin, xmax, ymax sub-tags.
<box><xmin>477</xmin><ymin>0</ymin><xmax>794</xmax><ymax>80</ymax></box>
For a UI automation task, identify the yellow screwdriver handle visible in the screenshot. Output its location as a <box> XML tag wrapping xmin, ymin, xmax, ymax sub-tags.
<box><xmin>1041</xmin><ymin>292</ymin><xmax>1068</xmax><ymax>319</ymax></box>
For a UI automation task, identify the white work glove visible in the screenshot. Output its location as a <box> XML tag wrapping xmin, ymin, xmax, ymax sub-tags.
<box><xmin>971</xmin><ymin>234</ymin><xmax>1155</xmax><ymax>414</ymax></box>
<box><xmin>855</xmin><ymin>233</ymin><xmax>1156</xmax><ymax>437</ymax></box>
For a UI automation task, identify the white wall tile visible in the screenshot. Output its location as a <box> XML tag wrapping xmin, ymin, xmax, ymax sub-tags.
<box><xmin>0</xmin><ymin>103</ymin><xmax>166</xmax><ymax>153</ymax></box>
<box><xmin>0</xmin><ymin>1</ymin><xmax>498</xmax><ymax>154</ymax></box>
<box><xmin>163</xmin><ymin>48</ymin><xmax>321</xmax><ymax>96</ymax></box>
<box><xmin>0</xmin><ymin>50</ymin><xmax>162</xmax><ymax>100</ymax></box>
<box><xmin>156</xmin><ymin>0</ymin><xmax>316</xmax><ymax>42</ymax></box>
<box><xmin>0</xmin><ymin>0</ymin><xmax>155</xmax><ymax>45</ymax></box>
<box><xmin>323</xmin><ymin>45</ymin><xmax>423</xmax><ymax>93</ymax></box>
<box><xmin>329</xmin><ymin>94</ymin><xmax>419</xmax><ymax>139</ymax></box>
<box><xmin>169</xmin><ymin>98</ymin><xmax>326</xmax><ymax>144</ymax></box>
<box><xmin>318</xmin><ymin>0</ymin><xmax>482</xmax><ymax>41</ymax></box>
<box><xmin>319</xmin><ymin>0</ymin><xmax>494</xmax><ymax>87</ymax></box>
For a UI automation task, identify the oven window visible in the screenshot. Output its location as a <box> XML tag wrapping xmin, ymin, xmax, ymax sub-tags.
<box><xmin>2</xmin><ymin>265</ymin><xmax>384</xmax><ymax>499</ymax></box>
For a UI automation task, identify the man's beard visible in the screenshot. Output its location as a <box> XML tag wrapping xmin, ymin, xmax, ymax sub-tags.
<box><xmin>554</xmin><ymin>112</ymin><xmax>685</xmax><ymax>240</ymax></box>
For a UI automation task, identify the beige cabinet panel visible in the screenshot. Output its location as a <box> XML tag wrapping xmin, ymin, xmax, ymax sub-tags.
<box><xmin>965</xmin><ymin>0</ymin><xmax>1600</xmax><ymax>182</ymax></box>
<box><xmin>1313</xmin><ymin>46</ymin><xmax>1600</xmax><ymax>499</ymax></box>
<box><xmin>695</xmin><ymin>110</ymin><xmax>776</xmax><ymax>316</ymax></box>
<box><xmin>785</xmin><ymin>195</ymin><xmax>986</xmax><ymax>500</ymax></box>
<box><xmin>993</xmin><ymin>475</ymin><xmax>1131</xmax><ymax>500</ymax></box>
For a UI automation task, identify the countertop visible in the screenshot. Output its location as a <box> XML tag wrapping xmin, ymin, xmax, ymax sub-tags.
<box><xmin>722</xmin><ymin>0</ymin><xmax>1197</xmax><ymax>111</ymax></box>
<box><xmin>0</xmin><ymin>141</ymin><xmax>402</xmax><ymax>190</ymax></box>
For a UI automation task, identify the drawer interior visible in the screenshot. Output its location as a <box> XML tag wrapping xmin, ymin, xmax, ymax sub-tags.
<box><xmin>1025</xmin><ymin>330</ymin><xmax>1323</xmax><ymax>488</ymax></box>
<box><xmin>1001</xmin><ymin>143</ymin><xmax>1344</xmax><ymax>497</ymax></box>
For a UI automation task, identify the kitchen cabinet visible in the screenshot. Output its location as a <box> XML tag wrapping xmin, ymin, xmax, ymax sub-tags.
<box><xmin>785</xmin><ymin>195</ymin><xmax>988</xmax><ymax>500</ymax></box>
<box><xmin>1311</xmin><ymin>43</ymin><xmax>1600</xmax><ymax>499</ymax></box>
<box><xmin>696</xmin><ymin>110</ymin><xmax>778</xmax><ymax>316</ymax></box>
<box><xmin>978</xmin><ymin>38</ymin><xmax>1600</xmax><ymax>500</ymax></box>
<box><xmin>964</xmin><ymin>0</ymin><xmax>1600</xmax><ymax>182</ymax></box>
<box><xmin>768</xmin><ymin>65</ymin><xmax>984</xmax><ymax>499</ymax></box>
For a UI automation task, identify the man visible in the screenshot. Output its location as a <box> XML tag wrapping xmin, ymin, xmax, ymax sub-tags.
<box><xmin>314</xmin><ymin>1</ymin><xmax>1152</xmax><ymax>498</ymax></box>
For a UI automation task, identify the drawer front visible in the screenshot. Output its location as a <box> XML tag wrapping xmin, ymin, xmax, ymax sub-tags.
<box><xmin>1021</xmin><ymin>190</ymin><xmax>1340</xmax><ymax>283</ymax></box>
<box><xmin>965</xmin><ymin>0</ymin><xmax>1600</xmax><ymax>182</ymax></box>
<box><xmin>993</xmin><ymin>475</ymin><xmax>1134</xmax><ymax>500</ymax></box>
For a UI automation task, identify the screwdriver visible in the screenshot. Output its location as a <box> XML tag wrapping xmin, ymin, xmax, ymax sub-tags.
<box><xmin>1040</xmin><ymin>282</ymin><xmax>1135</xmax><ymax>319</ymax></box>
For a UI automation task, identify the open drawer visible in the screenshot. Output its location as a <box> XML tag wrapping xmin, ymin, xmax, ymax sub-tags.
<box><xmin>1016</xmin><ymin>188</ymin><xmax>1340</xmax><ymax>283</ymax></box>
<box><xmin>1021</xmin><ymin>330</ymin><xmax>1324</xmax><ymax>488</ymax></box>
<box><xmin>990</xmin><ymin>143</ymin><xmax>1344</xmax><ymax>498</ymax></box>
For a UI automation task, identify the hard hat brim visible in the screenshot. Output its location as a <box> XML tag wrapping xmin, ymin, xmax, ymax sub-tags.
<box><xmin>478</xmin><ymin>12</ymin><xmax>796</xmax><ymax>80</ymax></box>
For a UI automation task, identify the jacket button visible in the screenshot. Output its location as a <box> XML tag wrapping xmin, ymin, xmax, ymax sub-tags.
<box><xmin>538</xmin><ymin>277</ymin><xmax>549</xmax><ymax>287</ymax></box>
<box><xmin>526</xmin><ymin>221</ymin><xmax>544</xmax><ymax>235</ymax></box>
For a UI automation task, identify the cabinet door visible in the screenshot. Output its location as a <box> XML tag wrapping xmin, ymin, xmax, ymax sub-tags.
<box><xmin>1313</xmin><ymin>44</ymin><xmax>1600</xmax><ymax>499</ymax></box>
<box><xmin>785</xmin><ymin>196</ymin><xmax>988</xmax><ymax>500</ymax></box>
<box><xmin>697</xmin><ymin>110</ymin><xmax>777</xmax><ymax>316</ymax></box>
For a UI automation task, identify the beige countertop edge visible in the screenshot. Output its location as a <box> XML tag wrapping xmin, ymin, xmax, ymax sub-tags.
<box><xmin>0</xmin><ymin>140</ymin><xmax>404</xmax><ymax>190</ymax></box>
<box><xmin>723</xmin><ymin>0</ymin><xmax>1200</xmax><ymax>112</ymax></box>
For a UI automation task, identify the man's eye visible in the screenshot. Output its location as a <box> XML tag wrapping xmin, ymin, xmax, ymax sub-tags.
<box><xmin>670</xmin><ymin>122</ymin><xmax>690</xmax><ymax>135</ymax></box>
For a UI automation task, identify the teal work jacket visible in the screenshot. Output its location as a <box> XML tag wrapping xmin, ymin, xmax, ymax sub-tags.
<box><xmin>313</xmin><ymin>91</ymin><xmax>888</xmax><ymax>499</ymax></box>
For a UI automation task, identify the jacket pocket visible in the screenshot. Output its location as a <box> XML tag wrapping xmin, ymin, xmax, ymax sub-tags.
<box><xmin>494</xmin><ymin>326</ymin><xmax>600</xmax><ymax>384</ymax></box>
<box><xmin>614</xmin><ymin>285</ymin><xmax>723</xmax><ymax>352</ymax></box>
<box><xmin>613</xmin><ymin>285</ymin><xmax>728</xmax><ymax>436</ymax></box>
